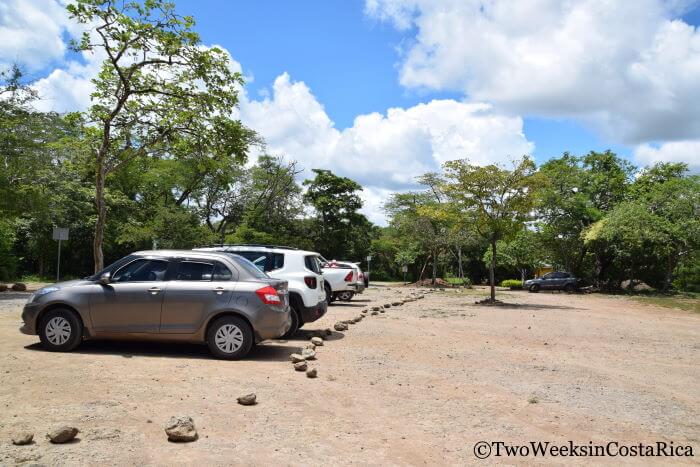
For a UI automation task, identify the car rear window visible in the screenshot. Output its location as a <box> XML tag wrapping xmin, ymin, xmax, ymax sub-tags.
<box><xmin>232</xmin><ymin>251</ymin><xmax>284</xmax><ymax>272</ymax></box>
<box><xmin>305</xmin><ymin>255</ymin><xmax>321</xmax><ymax>274</ymax></box>
<box><xmin>225</xmin><ymin>254</ymin><xmax>269</xmax><ymax>279</ymax></box>
<box><xmin>212</xmin><ymin>262</ymin><xmax>233</xmax><ymax>281</ymax></box>
<box><xmin>269</xmin><ymin>253</ymin><xmax>284</xmax><ymax>270</ymax></box>
<box><xmin>176</xmin><ymin>261</ymin><xmax>214</xmax><ymax>281</ymax></box>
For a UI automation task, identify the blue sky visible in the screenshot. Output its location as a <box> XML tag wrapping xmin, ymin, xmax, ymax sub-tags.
<box><xmin>174</xmin><ymin>0</ymin><xmax>699</xmax><ymax>165</ymax></box>
<box><xmin>3</xmin><ymin>0</ymin><xmax>700</xmax><ymax>223</ymax></box>
<box><xmin>176</xmin><ymin>0</ymin><xmax>456</xmax><ymax>127</ymax></box>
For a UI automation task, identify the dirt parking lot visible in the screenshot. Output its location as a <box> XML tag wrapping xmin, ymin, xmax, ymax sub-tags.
<box><xmin>1</xmin><ymin>286</ymin><xmax>698</xmax><ymax>465</ymax></box>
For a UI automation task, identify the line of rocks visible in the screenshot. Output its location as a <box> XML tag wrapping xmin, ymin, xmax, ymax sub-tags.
<box><xmin>289</xmin><ymin>335</ymin><xmax>324</xmax><ymax>377</ymax></box>
<box><xmin>332</xmin><ymin>290</ymin><xmax>428</xmax><ymax>331</ymax></box>
<box><xmin>10</xmin><ymin>426</ymin><xmax>79</xmax><ymax>446</ymax></box>
<box><xmin>0</xmin><ymin>282</ymin><xmax>26</xmax><ymax>292</ymax></box>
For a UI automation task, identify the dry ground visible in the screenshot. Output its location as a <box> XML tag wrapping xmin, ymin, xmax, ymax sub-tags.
<box><xmin>0</xmin><ymin>286</ymin><xmax>698</xmax><ymax>465</ymax></box>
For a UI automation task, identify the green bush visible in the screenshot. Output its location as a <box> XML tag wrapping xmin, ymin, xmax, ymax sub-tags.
<box><xmin>445</xmin><ymin>276</ymin><xmax>473</xmax><ymax>287</ymax></box>
<box><xmin>500</xmin><ymin>279</ymin><xmax>523</xmax><ymax>288</ymax></box>
<box><xmin>673</xmin><ymin>252</ymin><xmax>700</xmax><ymax>293</ymax></box>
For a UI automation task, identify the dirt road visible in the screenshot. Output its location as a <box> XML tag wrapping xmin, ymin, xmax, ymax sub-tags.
<box><xmin>1</xmin><ymin>286</ymin><xmax>698</xmax><ymax>465</ymax></box>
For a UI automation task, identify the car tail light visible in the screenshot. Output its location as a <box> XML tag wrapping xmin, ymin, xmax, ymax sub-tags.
<box><xmin>256</xmin><ymin>286</ymin><xmax>281</xmax><ymax>305</ymax></box>
<box><xmin>358</xmin><ymin>272</ymin><xmax>364</xmax><ymax>279</ymax></box>
<box><xmin>304</xmin><ymin>276</ymin><xmax>317</xmax><ymax>289</ymax></box>
<box><xmin>344</xmin><ymin>271</ymin><xmax>353</xmax><ymax>282</ymax></box>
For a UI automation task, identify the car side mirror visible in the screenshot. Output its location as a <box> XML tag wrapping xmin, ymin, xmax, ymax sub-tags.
<box><xmin>99</xmin><ymin>272</ymin><xmax>111</xmax><ymax>285</ymax></box>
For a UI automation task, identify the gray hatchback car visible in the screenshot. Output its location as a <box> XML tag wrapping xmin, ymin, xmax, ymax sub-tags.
<box><xmin>20</xmin><ymin>250</ymin><xmax>291</xmax><ymax>359</ymax></box>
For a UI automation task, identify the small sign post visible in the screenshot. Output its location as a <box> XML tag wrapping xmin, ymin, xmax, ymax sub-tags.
<box><xmin>366</xmin><ymin>255</ymin><xmax>372</xmax><ymax>286</ymax></box>
<box><xmin>52</xmin><ymin>227</ymin><xmax>69</xmax><ymax>282</ymax></box>
<box><xmin>402</xmin><ymin>264</ymin><xmax>408</xmax><ymax>285</ymax></box>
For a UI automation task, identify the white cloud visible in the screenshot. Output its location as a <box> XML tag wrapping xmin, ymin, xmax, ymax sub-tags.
<box><xmin>31</xmin><ymin>52</ymin><xmax>101</xmax><ymax>112</ymax></box>
<box><xmin>366</xmin><ymin>0</ymin><xmax>700</xmax><ymax>144</ymax></box>
<box><xmin>239</xmin><ymin>73</ymin><xmax>533</xmax><ymax>188</ymax></box>
<box><xmin>634</xmin><ymin>140</ymin><xmax>700</xmax><ymax>172</ymax></box>
<box><xmin>237</xmin><ymin>73</ymin><xmax>533</xmax><ymax>223</ymax></box>
<box><xmin>0</xmin><ymin>0</ymin><xmax>82</xmax><ymax>71</ymax></box>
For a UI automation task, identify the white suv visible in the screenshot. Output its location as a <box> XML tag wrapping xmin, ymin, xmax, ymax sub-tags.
<box><xmin>194</xmin><ymin>245</ymin><xmax>327</xmax><ymax>337</ymax></box>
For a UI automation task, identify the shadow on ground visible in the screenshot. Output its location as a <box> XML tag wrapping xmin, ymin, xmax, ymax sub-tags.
<box><xmin>280</xmin><ymin>329</ymin><xmax>345</xmax><ymax>342</ymax></box>
<box><xmin>24</xmin><ymin>340</ymin><xmax>304</xmax><ymax>362</ymax></box>
<box><xmin>329</xmin><ymin>303</ymin><xmax>367</xmax><ymax>308</ymax></box>
<box><xmin>467</xmin><ymin>302</ymin><xmax>582</xmax><ymax>311</ymax></box>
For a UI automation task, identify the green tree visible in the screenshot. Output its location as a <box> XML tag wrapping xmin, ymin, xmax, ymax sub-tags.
<box><xmin>68</xmin><ymin>0</ymin><xmax>255</xmax><ymax>271</ymax></box>
<box><xmin>583</xmin><ymin>168</ymin><xmax>699</xmax><ymax>292</ymax></box>
<box><xmin>303</xmin><ymin>169</ymin><xmax>369</xmax><ymax>259</ymax></box>
<box><xmin>443</xmin><ymin>157</ymin><xmax>543</xmax><ymax>301</ymax></box>
<box><xmin>483</xmin><ymin>229</ymin><xmax>543</xmax><ymax>283</ymax></box>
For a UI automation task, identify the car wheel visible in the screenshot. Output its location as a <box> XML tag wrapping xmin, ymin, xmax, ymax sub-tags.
<box><xmin>281</xmin><ymin>306</ymin><xmax>300</xmax><ymax>338</ymax></box>
<box><xmin>38</xmin><ymin>308</ymin><xmax>83</xmax><ymax>352</ymax></box>
<box><xmin>337</xmin><ymin>291</ymin><xmax>354</xmax><ymax>301</ymax></box>
<box><xmin>325</xmin><ymin>285</ymin><xmax>335</xmax><ymax>303</ymax></box>
<box><xmin>564</xmin><ymin>283</ymin><xmax>575</xmax><ymax>293</ymax></box>
<box><xmin>207</xmin><ymin>316</ymin><xmax>253</xmax><ymax>360</ymax></box>
<box><xmin>529</xmin><ymin>284</ymin><xmax>540</xmax><ymax>293</ymax></box>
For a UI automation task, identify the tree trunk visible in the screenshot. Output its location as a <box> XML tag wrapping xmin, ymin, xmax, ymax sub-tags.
<box><xmin>457</xmin><ymin>246</ymin><xmax>463</xmax><ymax>280</ymax></box>
<box><xmin>93</xmin><ymin>151</ymin><xmax>107</xmax><ymax>273</ymax></box>
<box><xmin>520</xmin><ymin>268</ymin><xmax>526</xmax><ymax>283</ymax></box>
<box><xmin>431</xmin><ymin>249</ymin><xmax>437</xmax><ymax>285</ymax></box>
<box><xmin>419</xmin><ymin>256</ymin><xmax>430</xmax><ymax>281</ymax></box>
<box><xmin>490</xmin><ymin>239</ymin><xmax>496</xmax><ymax>301</ymax></box>
<box><xmin>662</xmin><ymin>251</ymin><xmax>679</xmax><ymax>293</ymax></box>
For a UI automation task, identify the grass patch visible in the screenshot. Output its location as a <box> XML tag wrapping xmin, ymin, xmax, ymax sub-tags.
<box><xmin>632</xmin><ymin>296</ymin><xmax>700</xmax><ymax>313</ymax></box>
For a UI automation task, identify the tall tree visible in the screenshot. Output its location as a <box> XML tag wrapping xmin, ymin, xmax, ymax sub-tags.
<box><xmin>483</xmin><ymin>229</ymin><xmax>543</xmax><ymax>283</ymax></box>
<box><xmin>303</xmin><ymin>169</ymin><xmax>368</xmax><ymax>259</ymax></box>
<box><xmin>442</xmin><ymin>157</ymin><xmax>543</xmax><ymax>301</ymax></box>
<box><xmin>68</xmin><ymin>0</ymin><xmax>255</xmax><ymax>271</ymax></box>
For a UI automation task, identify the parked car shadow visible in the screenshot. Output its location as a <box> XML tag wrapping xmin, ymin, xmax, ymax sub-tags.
<box><xmin>279</xmin><ymin>329</ymin><xmax>345</xmax><ymax>342</ymax></box>
<box><xmin>24</xmin><ymin>340</ymin><xmax>302</xmax><ymax>362</ymax></box>
<box><xmin>250</xmin><ymin>343</ymin><xmax>312</xmax><ymax>362</ymax></box>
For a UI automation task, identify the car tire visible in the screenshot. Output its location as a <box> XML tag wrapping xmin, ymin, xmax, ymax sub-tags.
<box><xmin>281</xmin><ymin>306</ymin><xmax>300</xmax><ymax>338</ymax></box>
<box><xmin>529</xmin><ymin>284</ymin><xmax>540</xmax><ymax>293</ymax></box>
<box><xmin>564</xmin><ymin>283</ymin><xmax>575</xmax><ymax>293</ymax></box>
<box><xmin>337</xmin><ymin>291</ymin><xmax>354</xmax><ymax>301</ymax></box>
<box><xmin>38</xmin><ymin>308</ymin><xmax>83</xmax><ymax>352</ymax></box>
<box><xmin>206</xmin><ymin>316</ymin><xmax>253</xmax><ymax>360</ymax></box>
<box><xmin>325</xmin><ymin>285</ymin><xmax>335</xmax><ymax>304</ymax></box>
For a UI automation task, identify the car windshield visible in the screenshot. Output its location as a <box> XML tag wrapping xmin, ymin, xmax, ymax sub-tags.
<box><xmin>86</xmin><ymin>254</ymin><xmax>137</xmax><ymax>281</ymax></box>
<box><xmin>225</xmin><ymin>253</ymin><xmax>269</xmax><ymax>279</ymax></box>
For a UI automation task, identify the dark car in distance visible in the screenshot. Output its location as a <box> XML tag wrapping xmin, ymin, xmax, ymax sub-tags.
<box><xmin>524</xmin><ymin>271</ymin><xmax>579</xmax><ymax>292</ymax></box>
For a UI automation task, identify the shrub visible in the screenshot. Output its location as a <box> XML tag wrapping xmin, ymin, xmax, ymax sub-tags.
<box><xmin>445</xmin><ymin>276</ymin><xmax>472</xmax><ymax>287</ymax></box>
<box><xmin>500</xmin><ymin>279</ymin><xmax>523</xmax><ymax>288</ymax></box>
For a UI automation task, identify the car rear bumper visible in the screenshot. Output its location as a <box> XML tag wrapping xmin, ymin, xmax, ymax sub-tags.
<box><xmin>298</xmin><ymin>299</ymin><xmax>328</xmax><ymax>323</ymax></box>
<box><xmin>351</xmin><ymin>282</ymin><xmax>365</xmax><ymax>293</ymax></box>
<box><xmin>255</xmin><ymin>309</ymin><xmax>293</xmax><ymax>341</ymax></box>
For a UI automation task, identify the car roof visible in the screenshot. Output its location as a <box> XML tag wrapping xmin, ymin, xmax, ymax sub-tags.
<box><xmin>195</xmin><ymin>245</ymin><xmax>321</xmax><ymax>256</ymax></box>
<box><xmin>133</xmin><ymin>250</ymin><xmax>237</xmax><ymax>261</ymax></box>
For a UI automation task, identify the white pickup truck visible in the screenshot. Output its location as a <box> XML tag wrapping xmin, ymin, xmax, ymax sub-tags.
<box><xmin>321</xmin><ymin>257</ymin><xmax>366</xmax><ymax>302</ymax></box>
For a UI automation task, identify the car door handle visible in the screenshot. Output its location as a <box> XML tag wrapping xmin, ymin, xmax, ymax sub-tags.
<box><xmin>148</xmin><ymin>287</ymin><xmax>162</xmax><ymax>295</ymax></box>
<box><xmin>213</xmin><ymin>287</ymin><xmax>225</xmax><ymax>295</ymax></box>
